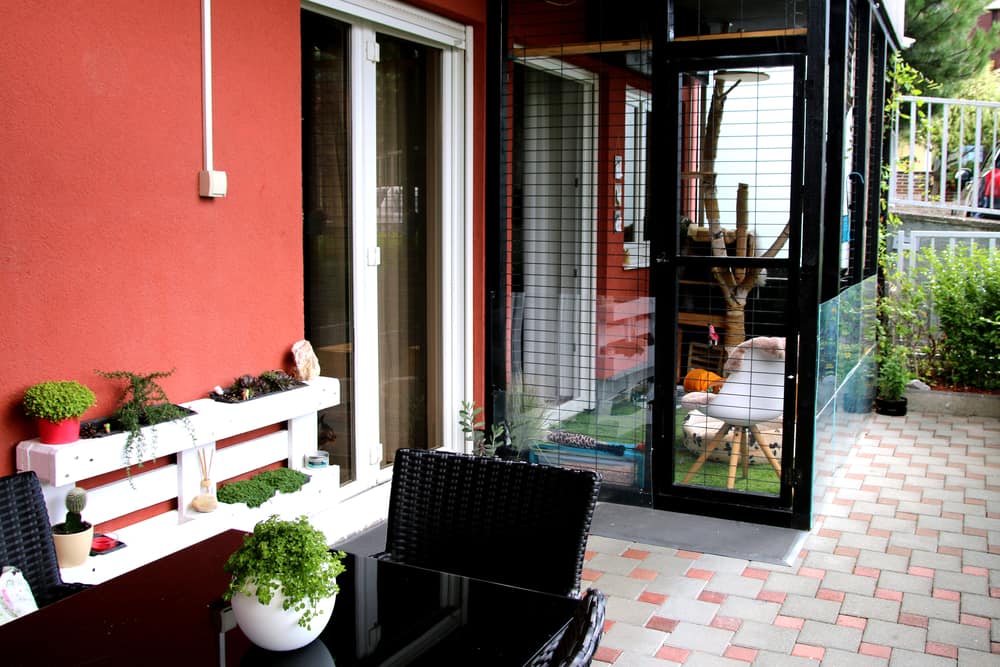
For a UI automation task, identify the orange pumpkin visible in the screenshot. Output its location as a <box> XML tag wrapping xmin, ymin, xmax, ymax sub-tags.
<box><xmin>683</xmin><ymin>368</ymin><xmax>724</xmax><ymax>393</ymax></box>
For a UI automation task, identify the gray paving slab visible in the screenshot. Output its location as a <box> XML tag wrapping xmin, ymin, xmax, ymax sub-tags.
<box><xmin>821</xmin><ymin>570</ymin><xmax>879</xmax><ymax>596</ymax></box>
<box><xmin>886</xmin><ymin>648</ymin><xmax>958</xmax><ymax>667</ymax></box>
<box><xmin>681</xmin><ymin>652</ymin><xmax>751</xmax><ymax>667</ymax></box>
<box><xmin>908</xmin><ymin>549</ymin><xmax>962</xmax><ymax>573</ymax></box>
<box><xmin>877</xmin><ymin>570</ymin><xmax>934</xmax><ymax>595</ymax></box>
<box><xmin>841</xmin><ymin>592</ymin><xmax>901</xmax><ymax>622</ymax></box>
<box><xmin>778</xmin><ymin>594</ymin><xmax>842</xmax><ymax>623</ymax></box>
<box><xmin>659</xmin><ymin>621</ymin><xmax>734</xmax><ymax>655</ymax></box>
<box><xmin>955</xmin><ymin>648</ymin><xmax>1000</xmax><ymax>666</ymax></box>
<box><xmin>606</xmin><ymin>596</ymin><xmax>658</xmax><ymax>626</ymax></box>
<box><xmin>933</xmin><ymin>570</ymin><xmax>990</xmax><ymax>595</ymax></box>
<box><xmin>716</xmin><ymin>595</ymin><xmax>781</xmax><ymax>623</ymax></box>
<box><xmin>730</xmin><ymin>619</ymin><xmax>799</xmax><ymax>653</ymax></box>
<box><xmin>748</xmin><ymin>651</ymin><xmax>817</xmax><ymax>667</ymax></box>
<box><xmin>863</xmin><ymin>618</ymin><xmax>928</xmax><ymax>651</ymax></box>
<box><xmin>762</xmin><ymin>571</ymin><xmax>822</xmax><ymax>596</ymax></box>
<box><xmin>820</xmin><ymin>647</ymin><xmax>890</xmax><ymax>667</ymax></box>
<box><xmin>900</xmin><ymin>591</ymin><xmax>959</xmax><ymax>621</ymax></box>
<box><xmin>702</xmin><ymin>571</ymin><xmax>764</xmax><ymax>598</ymax></box>
<box><xmin>600</xmin><ymin>621</ymin><xmax>668</xmax><ymax>654</ymax></box>
<box><xmin>857</xmin><ymin>549</ymin><xmax>910</xmax><ymax>573</ymax></box>
<box><xmin>795</xmin><ymin>619</ymin><xmax>863</xmax><ymax>651</ymax></box>
<box><xmin>926</xmin><ymin>618</ymin><xmax>992</xmax><ymax>651</ymax></box>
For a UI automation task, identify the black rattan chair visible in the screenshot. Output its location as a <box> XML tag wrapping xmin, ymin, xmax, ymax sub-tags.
<box><xmin>0</xmin><ymin>471</ymin><xmax>90</xmax><ymax>607</ymax></box>
<box><xmin>529</xmin><ymin>588</ymin><xmax>607</xmax><ymax>667</ymax></box>
<box><xmin>379</xmin><ymin>448</ymin><xmax>601</xmax><ymax>597</ymax></box>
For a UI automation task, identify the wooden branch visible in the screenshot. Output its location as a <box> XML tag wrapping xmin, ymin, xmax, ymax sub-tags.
<box><xmin>673</xmin><ymin>28</ymin><xmax>807</xmax><ymax>43</ymax></box>
<box><xmin>762</xmin><ymin>222</ymin><xmax>791</xmax><ymax>258</ymax></box>
<box><xmin>511</xmin><ymin>28</ymin><xmax>806</xmax><ymax>58</ymax></box>
<box><xmin>512</xmin><ymin>39</ymin><xmax>647</xmax><ymax>58</ymax></box>
<box><xmin>735</xmin><ymin>183</ymin><xmax>749</xmax><ymax>282</ymax></box>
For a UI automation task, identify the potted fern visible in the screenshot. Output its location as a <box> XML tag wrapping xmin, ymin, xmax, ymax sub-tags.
<box><xmin>51</xmin><ymin>487</ymin><xmax>94</xmax><ymax>568</ymax></box>
<box><xmin>23</xmin><ymin>380</ymin><xmax>96</xmax><ymax>444</ymax></box>
<box><xmin>223</xmin><ymin>515</ymin><xmax>346</xmax><ymax>651</ymax></box>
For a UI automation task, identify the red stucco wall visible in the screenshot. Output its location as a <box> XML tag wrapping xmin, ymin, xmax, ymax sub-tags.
<box><xmin>1</xmin><ymin>0</ymin><xmax>488</xmax><ymax>476</ymax></box>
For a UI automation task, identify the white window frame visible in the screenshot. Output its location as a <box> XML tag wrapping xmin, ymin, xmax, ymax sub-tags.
<box><xmin>623</xmin><ymin>86</ymin><xmax>651</xmax><ymax>270</ymax></box>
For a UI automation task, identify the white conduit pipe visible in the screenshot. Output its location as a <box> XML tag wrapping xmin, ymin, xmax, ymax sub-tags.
<box><xmin>202</xmin><ymin>0</ymin><xmax>214</xmax><ymax>173</ymax></box>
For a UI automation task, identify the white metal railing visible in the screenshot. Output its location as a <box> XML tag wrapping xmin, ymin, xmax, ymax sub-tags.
<box><xmin>890</xmin><ymin>95</ymin><xmax>1000</xmax><ymax>216</ymax></box>
<box><xmin>892</xmin><ymin>229</ymin><xmax>1000</xmax><ymax>274</ymax></box>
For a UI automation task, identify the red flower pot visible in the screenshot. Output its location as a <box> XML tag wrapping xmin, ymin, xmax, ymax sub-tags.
<box><xmin>37</xmin><ymin>417</ymin><xmax>81</xmax><ymax>444</ymax></box>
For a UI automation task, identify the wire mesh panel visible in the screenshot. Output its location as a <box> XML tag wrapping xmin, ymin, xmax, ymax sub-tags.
<box><xmin>505</xmin><ymin>2</ymin><xmax>656</xmax><ymax>501</ymax></box>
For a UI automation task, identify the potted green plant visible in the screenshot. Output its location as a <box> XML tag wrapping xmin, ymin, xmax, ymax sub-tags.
<box><xmin>97</xmin><ymin>369</ymin><xmax>195</xmax><ymax>475</ymax></box>
<box><xmin>875</xmin><ymin>344</ymin><xmax>910</xmax><ymax>416</ymax></box>
<box><xmin>223</xmin><ymin>515</ymin><xmax>346</xmax><ymax>652</ymax></box>
<box><xmin>51</xmin><ymin>487</ymin><xmax>94</xmax><ymax>568</ymax></box>
<box><xmin>23</xmin><ymin>380</ymin><xmax>96</xmax><ymax>444</ymax></box>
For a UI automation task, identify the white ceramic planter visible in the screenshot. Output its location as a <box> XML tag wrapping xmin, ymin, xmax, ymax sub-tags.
<box><xmin>231</xmin><ymin>585</ymin><xmax>336</xmax><ymax>652</ymax></box>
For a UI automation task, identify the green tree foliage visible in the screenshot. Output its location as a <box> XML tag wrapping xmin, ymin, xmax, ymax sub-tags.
<box><xmin>904</xmin><ymin>0</ymin><xmax>1000</xmax><ymax>96</ymax></box>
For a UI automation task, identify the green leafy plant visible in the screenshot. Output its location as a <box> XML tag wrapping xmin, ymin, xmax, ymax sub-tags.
<box><xmin>876</xmin><ymin>344</ymin><xmax>910</xmax><ymax>401</ymax></box>
<box><xmin>22</xmin><ymin>381</ymin><xmax>96</xmax><ymax>422</ymax></box>
<box><xmin>458</xmin><ymin>400</ymin><xmax>506</xmax><ymax>456</ymax></box>
<box><xmin>52</xmin><ymin>486</ymin><xmax>89</xmax><ymax>535</ymax></box>
<box><xmin>97</xmin><ymin>369</ymin><xmax>195</xmax><ymax>475</ymax></box>
<box><xmin>223</xmin><ymin>515</ymin><xmax>346</xmax><ymax>629</ymax></box>
<box><xmin>218</xmin><ymin>468</ymin><xmax>309</xmax><ymax>508</ymax></box>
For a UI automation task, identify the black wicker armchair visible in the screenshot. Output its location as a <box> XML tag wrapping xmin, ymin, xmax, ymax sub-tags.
<box><xmin>0</xmin><ymin>471</ymin><xmax>90</xmax><ymax>607</ymax></box>
<box><xmin>379</xmin><ymin>448</ymin><xmax>602</xmax><ymax>597</ymax></box>
<box><xmin>529</xmin><ymin>588</ymin><xmax>607</xmax><ymax>667</ymax></box>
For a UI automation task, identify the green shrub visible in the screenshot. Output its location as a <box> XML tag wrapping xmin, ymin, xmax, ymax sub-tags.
<box><xmin>923</xmin><ymin>245</ymin><xmax>1000</xmax><ymax>390</ymax></box>
<box><xmin>881</xmin><ymin>242</ymin><xmax>1000</xmax><ymax>391</ymax></box>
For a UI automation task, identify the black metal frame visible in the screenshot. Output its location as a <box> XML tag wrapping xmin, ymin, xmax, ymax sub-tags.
<box><xmin>484</xmin><ymin>0</ymin><xmax>899</xmax><ymax>530</ymax></box>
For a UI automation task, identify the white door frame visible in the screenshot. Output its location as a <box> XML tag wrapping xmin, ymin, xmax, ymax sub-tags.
<box><xmin>514</xmin><ymin>55</ymin><xmax>598</xmax><ymax>414</ymax></box>
<box><xmin>303</xmin><ymin>0</ymin><xmax>471</xmax><ymax>494</ymax></box>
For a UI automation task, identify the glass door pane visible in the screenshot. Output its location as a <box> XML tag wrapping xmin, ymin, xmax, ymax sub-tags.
<box><xmin>376</xmin><ymin>34</ymin><xmax>433</xmax><ymax>466</ymax></box>
<box><xmin>302</xmin><ymin>12</ymin><xmax>355</xmax><ymax>483</ymax></box>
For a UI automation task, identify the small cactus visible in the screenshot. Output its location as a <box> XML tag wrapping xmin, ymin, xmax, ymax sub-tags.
<box><xmin>64</xmin><ymin>486</ymin><xmax>87</xmax><ymax>533</ymax></box>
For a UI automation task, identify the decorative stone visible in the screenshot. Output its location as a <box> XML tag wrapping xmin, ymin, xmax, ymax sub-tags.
<box><xmin>292</xmin><ymin>340</ymin><xmax>321</xmax><ymax>381</ymax></box>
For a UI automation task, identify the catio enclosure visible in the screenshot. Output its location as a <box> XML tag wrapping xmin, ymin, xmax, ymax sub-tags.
<box><xmin>485</xmin><ymin>0</ymin><xmax>903</xmax><ymax>528</ymax></box>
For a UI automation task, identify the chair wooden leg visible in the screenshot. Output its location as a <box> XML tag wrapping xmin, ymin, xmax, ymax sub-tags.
<box><xmin>750</xmin><ymin>424</ymin><xmax>782</xmax><ymax>477</ymax></box>
<box><xmin>682</xmin><ymin>423</ymin><xmax>733</xmax><ymax>484</ymax></box>
<box><xmin>727</xmin><ymin>427</ymin><xmax>747</xmax><ymax>489</ymax></box>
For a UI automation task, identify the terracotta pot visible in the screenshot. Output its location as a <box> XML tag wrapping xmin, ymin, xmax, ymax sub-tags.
<box><xmin>36</xmin><ymin>417</ymin><xmax>81</xmax><ymax>444</ymax></box>
<box><xmin>52</xmin><ymin>523</ymin><xmax>94</xmax><ymax>568</ymax></box>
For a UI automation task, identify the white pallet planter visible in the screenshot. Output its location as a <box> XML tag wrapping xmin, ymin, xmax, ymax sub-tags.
<box><xmin>14</xmin><ymin>377</ymin><xmax>343</xmax><ymax>583</ymax></box>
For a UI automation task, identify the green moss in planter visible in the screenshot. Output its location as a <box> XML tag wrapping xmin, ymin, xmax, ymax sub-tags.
<box><xmin>256</xmin><ymin>468</ymin><xmax>309</xmax><ymax>494</ymax></box>
<box><xmin>218</xmin><ymin>468</ymin><xmax>310</xmax><ymax>508</ymax></box>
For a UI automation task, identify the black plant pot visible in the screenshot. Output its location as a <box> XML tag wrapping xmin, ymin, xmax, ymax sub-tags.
<box><xmin>874</xmin><ymin>396</ymin><xmax>907</xmax><ymax>416</ymax></box>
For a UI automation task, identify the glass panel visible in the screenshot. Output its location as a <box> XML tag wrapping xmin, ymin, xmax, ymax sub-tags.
<box><xmin>302</xmin><ymin>13</ymin><xmax>355</xmax><ymax>484</ymax></box>
<box><xmin>376</xmin><ymin>34</ymin><xmax>432</xmax><ymax>466</ymax></box>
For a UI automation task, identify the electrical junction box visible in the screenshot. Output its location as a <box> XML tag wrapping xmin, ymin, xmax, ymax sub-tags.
<box><xmin>199</xmin><ymin>170</ymin><xmax>228</xmax><ymax>198</ymax></box>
